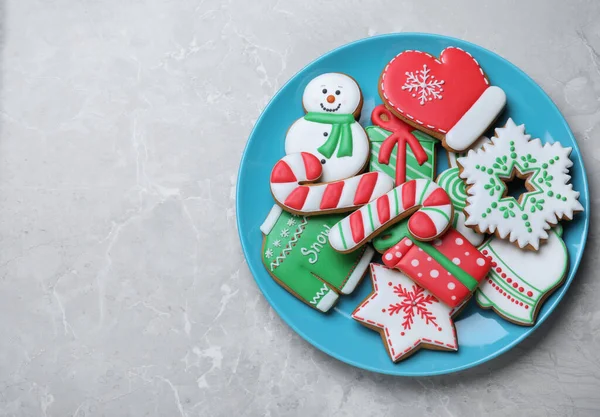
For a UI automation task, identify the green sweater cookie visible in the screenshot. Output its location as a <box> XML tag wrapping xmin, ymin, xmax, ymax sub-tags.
<box><xmin>260</xmin><ymin>205</ymin><xmax>373</xmax><ymax>312</ymax></box>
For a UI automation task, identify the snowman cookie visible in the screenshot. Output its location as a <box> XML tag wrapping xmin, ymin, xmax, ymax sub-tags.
<box><xmin>476</xmin><ymin>225</ymin><xmax>568</xmax><ymax>325</ymax></box>
<box><xmin>285</xmin><ymin>73</ymin><xmax>370</xmax><ymax>182</ymax></box>
<box><xmin>458</xmin><ymin>119</ymin><xmax>584</xmax><ymax>250</ymax></box>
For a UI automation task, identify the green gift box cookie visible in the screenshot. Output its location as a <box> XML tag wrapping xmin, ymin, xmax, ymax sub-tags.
<box><xmin>366</xmin><ymin>126</ymin><xmax>437</xmax><ymax>184</ymax></box>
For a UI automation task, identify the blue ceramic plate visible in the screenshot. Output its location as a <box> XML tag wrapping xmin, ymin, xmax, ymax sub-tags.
<box><xmin>236</xmin><ymin>33</ymin><xmax>590</xmax><ymax>376</ymax></box>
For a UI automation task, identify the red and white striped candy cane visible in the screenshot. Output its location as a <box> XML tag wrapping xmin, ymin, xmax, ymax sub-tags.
<box><xmin>270</xmin><ymin>152</ymin><xmax>394</xmax><ymax>215</ymax></box>
<box><xmin>328</xmin><ymin>179</ymin><xmax>453</xmax><ymax>252</ymax></box>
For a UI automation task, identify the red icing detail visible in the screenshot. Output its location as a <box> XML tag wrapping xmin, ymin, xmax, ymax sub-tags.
<box><xmin>402</xmin><ymin>180</ymin><xmax>416</xmax><ymax>209</ymax></box>
<box><xmin>488</xmin><ymin>279</ymin><xmax>492</xmax><ymax>284</ymax></box>
<box><xmin>300</xmin><ymin>152</ymin><xmax>322</xmax><ymax>181</ymax></box>
<box><xmin>284</xmin><ymin>186</ymin><xmax>309</xmax><ymax>210</ymax></box>
<box><xmin>408</xmin><ymin>211</ymin><xmax>437</xmax><ymax>239</ymax></box>
<box><xmin>391</xmin><ymin>228</ymin><xmax>490</xmax><ymax>308</ymax></box>
<box><xmin>320</xmin><ymin>182</ymin><xmax>344</xmax><ymax>209</ymax></box>
<box><xmin>527</xmin><ymin>291</ymin><xmax>533</xmax><ymax>297</ymax></box>
<box><xmin>353</xmin><ymin>172</ymin><xmax>379</xmax><ymax>205</ymax></box>
<box><xmin>501</xmin><ymin>273</ymin><xmax>507</xmax><ymax>278</ymax></box>
<box><xmin>270</xmin><ymin>160</ymin><xmax>296</xmax><ymax>183</ymax></box>
<box><xmin>380</xmin><ymin>47</ymin><xmax>489</xmax><ymax>134</ymax></box>
<box><xmin>491</xmin><ymin>262</ymin><xmax>497</xmax><ymax>267</ymax></box>
<box><xmin>371</xmin><ymin>105</ymin><xmax>429</xmax><ymax>185</ymax></box>
<box><xmin>381</xmin><ymin>309</ymin><xmax>386</xmax><ymax>313</ymax></box>
<box><xmin>495</xmin><ymin>267</ymin><xmax>502</xmax><ymax>273</ymax></box>
<box><xmin>377</xmin><ymin>195</ymin><xmax>391</xmax><ymax>224</ymax></box>
<box><xmin>388</xmin><ymin>282</ymin><xmax>393</xmax><ymax>286</ymax></box>
<box><xmin>422</xmin><ymin>188</ymin><xmax>451</xmax><ymax>207</ymax></box>
<box><xmin>400</xmin><ymin>332</ymin><xmax>405</xmax><ymax>336</ymax></box>
<box><xmin>512</xmin><ymin>283</ymin><xmax>518</xmax><ymax>289</ymax></box>
<box><xmin>349</xmin><ymin>210</ymin><xmax>365</xmax><ymax>243</ymax></box>
<box><xmin>525</xmin><ymin>305</ymin><xmax>529</xmax><ymax>309</ymax></box>
<box><xmin>520</xmin><ymin>302</ymin><xmax>523</xmax><ymax>306</ymax></box>
<box><xmin>507</xmin><ymin>278</ymin><xmax>512</xmax><ymax>283</ymax></box>
<box><xmin>482</xmin><ymin>250</ymin><xmax>489</xmax><ymax>255</ymax></box>
<box><xmin>519</xmin><ymin>287</ymin><xmax>524</xmax><ymax>293</ymax></box>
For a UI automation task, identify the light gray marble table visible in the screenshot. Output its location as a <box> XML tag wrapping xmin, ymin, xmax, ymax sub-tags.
<box><xmin>1</xmin><ymin>0</ymin><xmax>599</xmax><ymax>416</ymax></box>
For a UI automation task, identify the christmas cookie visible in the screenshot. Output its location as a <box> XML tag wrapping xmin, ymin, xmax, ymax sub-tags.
<box><xmin>285</xmin><ymin>73</ymin><xmax>370</xmax><ymax>182</ymax></box>
<box><xmin>352</xmin><ymin>264</ymin><xmax>458</xmax><ymax>362</ymax></box>
<box><xmin>380</xmin><ymin>227</ymin><xmax>492</xmax><ymax>308</ymax></box>
<box><xmin>368</xmin><ymin>104</ymin><xmax>437</xmax><ymax>186</ymax></box>
<box><xmin>379</xmin><ymin>47</ymin><xmax>506</xmax><ymax>152</ymax></box>
<box><xmin>261</xmin><ymin>205</ymin><xmax>374</xmax><ymax>312</ymax></box>
<box><xmin>328</xmin><ymin>179</ymin><xmax>453</xmax><ymax>253</ymax></box>
<box><xmin>437</xmin><ymin>136</ymin><xmax>490</xmax><ymax>246</ymax></box>
<box><xmin>458</xmin><ymin>119</ymin><xmax>584</xmax><ymax>250</ymax></box>
<box><xmin>476</xmin><ymin>225</ymin><xmax>568</xmax><ymax>325</ymax></box>
<box><xmin>437</xmin><ymin>168</ymin><xmax>484</xmax><ymax>246</ymax></box>
<box><xmin>270</xmin><ymin>152</ymin><xmax>394</xmax><ymax>215</ymax></box>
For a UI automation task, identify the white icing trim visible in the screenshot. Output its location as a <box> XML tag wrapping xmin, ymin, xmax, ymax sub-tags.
<box><xmin>315</xmin><ymin>289</ymin><xmax>339</xmax><ymax>312</ymax></box>
<box><xmin>340</xmin><ymin>246</ymin><xmax>374</xmax><ymax>294</ymax></box>
<box><xmin>260</xmin><ymin>205</ymin><xmax>283</xmax><ymax>235</ymax></box>
<box><xmin>445</xmin><ymin>86</ymin><xmax>506</xmax><ymax>152</ymax></box>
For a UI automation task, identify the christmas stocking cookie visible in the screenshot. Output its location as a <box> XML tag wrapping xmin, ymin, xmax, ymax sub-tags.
<box><xmin>476</xmin><ymin>225</ymin><xmax>568</xmax><ymax>325</ymax></box>
<box><xmin>352</xmin><ymin>264</ymin><xmax>458</xmax><ymax>362</ymax></box>
<box><xmin>260</xmin><ymin>205</ymin><xmax>374</xmax><ymax>312</ymax></box>
<box><xmin>379</xmin><ymin>47</ymin><xmax>506</xmax><ymax>152</ymax></box>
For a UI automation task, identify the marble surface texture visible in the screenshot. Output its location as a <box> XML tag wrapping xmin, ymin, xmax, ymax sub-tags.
<box><xmin>1</xmin><ymin>0</ymin><xmax>599</xmax><ymax>416</ymax></box>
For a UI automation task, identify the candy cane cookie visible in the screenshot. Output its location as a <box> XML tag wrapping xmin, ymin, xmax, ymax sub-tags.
<box><xmin>270</xmin><ymin>152</ymin><xmax>394</xmax><ymax>215</ymax></box>
<box><xmin>329</xmin><ymin>179</ymin><xmax>453</xmax><ymax>253</ymax></box>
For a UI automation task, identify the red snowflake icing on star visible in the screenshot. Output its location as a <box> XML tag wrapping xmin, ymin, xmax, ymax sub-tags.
<box><xmin>387</xmin><ymin>284</ymin><xmax>439</xmax><ymax>330</ymax></box>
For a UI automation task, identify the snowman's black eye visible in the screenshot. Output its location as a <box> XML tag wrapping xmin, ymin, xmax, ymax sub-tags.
<box><xmin>335</xmin><ymin>90</ymin><xmax>341</xmax><ymax>95</ymax></box>
<box><xmin>323</xmin><ymin>132</ymin><xmax>328</xmax><ymax>137</ymax></box>
<box><xmin>321</xmin><ymin>159</ymin><xmax>326</xmax><ymax>164</ymax></box>
<box><xmin>322</xmin><ymin>88</ymin><xmax>327</xmax><ymax>94</ymax></box>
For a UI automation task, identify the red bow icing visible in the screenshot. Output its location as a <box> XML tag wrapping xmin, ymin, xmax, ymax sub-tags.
<box><xmin>371</xmin><ymin>105</ymin><xmax>428</xmax><ymax>186</ymax></box>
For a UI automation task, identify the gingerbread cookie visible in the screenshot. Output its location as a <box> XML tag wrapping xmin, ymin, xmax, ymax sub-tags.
<box><xmin>476</xmin><ymin>225</ymin><xmax>568</xmax><ymax>325</ymax></box>
<box><xmin>379</xmin><ymin>47</ymin><xmax>506</xmax><ymax>152</ymax></box>
<box><xmin>270</xmin><ymin>152</ymin><xmax>394</xmax><ymax>215</ymax></box>
<box><xmin>285</xmin><ymin>73</ymin><xmax>369</xmax><ymax>182</ymax></box>
<box><xmin>368</xmin><ymin>104</ymin><xmax>437</xmax><ymax>185</ymax></box>
<box><xmin>458</xmin><ymin>119</ymin><xmax>584</xmax><ymax>250</ymax></box>
<box><xmin>260</xmin><ymin>205</ymin><xmax>374</xmax><ymax>312</ymax></box>
<box><xmin>328</xmin><ymin>179</ymin><xmax>453</xmax><ymax>253</ymax></box>
<box><xmin>352</xmin><ymin>264</ymin><xmax>458</xmax><ymax>362</ymax></box>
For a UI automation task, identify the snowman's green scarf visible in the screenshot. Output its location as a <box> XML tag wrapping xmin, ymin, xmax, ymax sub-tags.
<box><xmin>304</xmin><ymin>112</ymin><xmax>355</xmax><ymax>158</ymax></box>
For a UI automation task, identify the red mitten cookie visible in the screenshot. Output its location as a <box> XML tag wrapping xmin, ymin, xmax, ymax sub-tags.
<box><xmin>379</xmin><ymin>47</ymin><xmax>506</xmax><ymax>153</ymax></box>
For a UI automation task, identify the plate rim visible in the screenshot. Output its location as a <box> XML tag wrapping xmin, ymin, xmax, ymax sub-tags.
<box><xmin>236</xmin><ymin>32</ymin><xmax>590</xmax><ymax>376</ymax></box>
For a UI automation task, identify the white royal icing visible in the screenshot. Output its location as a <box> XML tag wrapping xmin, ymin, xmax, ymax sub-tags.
<box><xmin>445</xmin><ymin>86</ymin><xmax>506</xmax><ymax>152</ymax></box>
<box><xmin>302</xmin><ymin>73</ymin><xmax>362</xmax><ymax>115</ymax></box>
<box><xmin>476</xmin><ymin>226</ymin><xmax>568</xmax><ymax>325</ymax></box>
<box><xmin>458</xmin><ymin>118</ymin><xmax>583</xmax><ymax>250</ymax></box>
<box><xmin>260</xmin><ymin>205</ymin><xmax>283</xmax><ymax>235</ymax></box>
<box><xmin>285</xmin><ymin>73</ymin><xmax>369</xmax><ymax>182</ymax></box>
<box><xmin>352</xmin><ymin>264</ymin><xmax>457</xmax><ymax>362</ymax></box>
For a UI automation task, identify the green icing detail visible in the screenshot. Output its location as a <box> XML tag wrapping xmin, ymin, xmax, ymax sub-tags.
<box><xmin>367</xmin><ymin>203</ymin><xmax>375</xmax><ymax>232</ymax></box>
<box><xmin>366</xmin><ymin>126</ymin><xmax>436</xmax><ymax>183</ymax></box>
<box><xmin>411</xmin><ymin>239</ymin><xmax>479</xmax><ymax>291</ymax></box>
<box><xmin>305</xmin><ymin>112</ymin><xmax>355</xmax><ymax>158</ymax></box>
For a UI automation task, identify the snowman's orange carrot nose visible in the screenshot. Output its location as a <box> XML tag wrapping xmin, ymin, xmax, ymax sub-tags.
<box><xmin>326</xmin><ymin>95</ymin><xmax>335</xmax><ymax>103</ymax></box>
